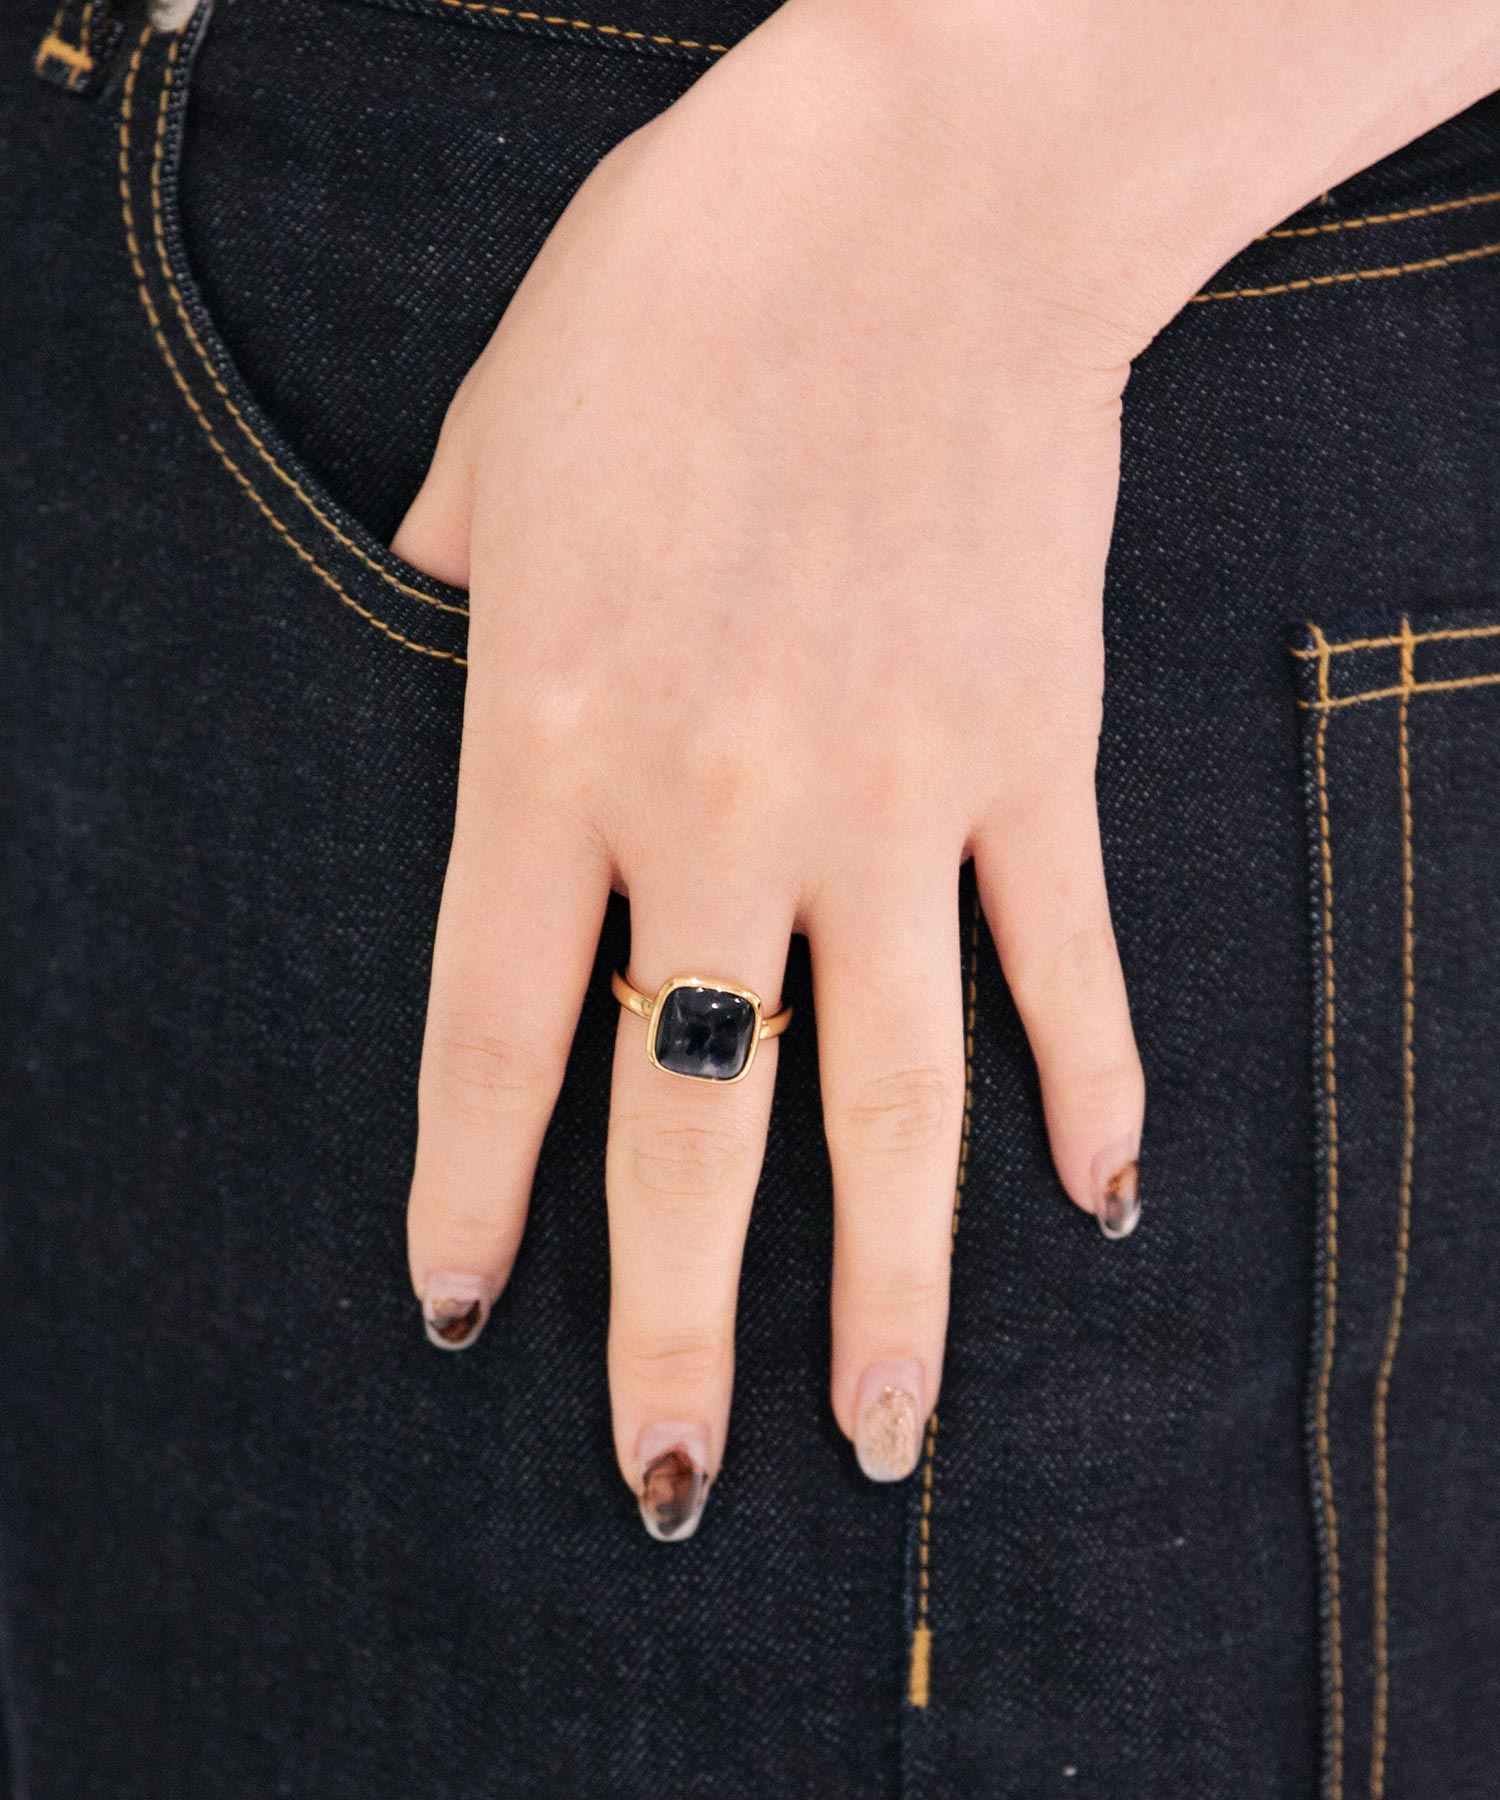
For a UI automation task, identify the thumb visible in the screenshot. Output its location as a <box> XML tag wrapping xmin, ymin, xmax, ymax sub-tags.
<box><xmin>391</xmin><ymin>406</ymin><xmax>476</xmax><ymax>591</ymax></box>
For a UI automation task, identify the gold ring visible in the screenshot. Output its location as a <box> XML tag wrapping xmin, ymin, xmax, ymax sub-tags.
<box><xmin>611</xmin><ymin>970</ymin><xmax>793</xmax><ymax>1084</ymax></box>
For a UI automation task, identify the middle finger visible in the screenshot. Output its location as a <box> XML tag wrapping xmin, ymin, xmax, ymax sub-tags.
<box><xmin>605</xmin><ymin>862</ymin><xmax>793</xmax><ymax>1541</ymax></box>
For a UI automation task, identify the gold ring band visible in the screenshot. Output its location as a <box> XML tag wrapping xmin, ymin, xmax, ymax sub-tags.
<box><xmin>611</xmin><ymin>970</ymin><xmax>792</xmax><ymax>1084</ymax></box>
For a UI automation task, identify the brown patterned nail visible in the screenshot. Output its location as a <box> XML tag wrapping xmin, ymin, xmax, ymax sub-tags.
<box><xmin>635</xmin><ymin>1422</ymin><xmax>711</xmax><ymax>1542</ymax></box>
<box><xmin>420</xmin><ymin>1275</ymin><xmax>492</xmax><ymax>1351</ymax></box>
<box><xmin>1098</xmin><ymin>1158</ymin><xmax>1141</xmax><ymax>1240</ymax></box>
<box><xmin>854</xmin><ymin>1359</ymin><xmax>924</xmax><ymax>1482</ymax></box>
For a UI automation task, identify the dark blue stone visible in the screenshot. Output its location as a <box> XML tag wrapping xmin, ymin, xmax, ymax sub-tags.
<box><xmin>653</xmin><ymin>984</ymin><xmax>757</xmax><ymax>1081</ymax></box>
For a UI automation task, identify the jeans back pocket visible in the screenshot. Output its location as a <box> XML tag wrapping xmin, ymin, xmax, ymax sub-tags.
<box><xmin>1292</xmin><ymin>604</ymin><xmax>1500</xmax><ymax>1800</ymax></box>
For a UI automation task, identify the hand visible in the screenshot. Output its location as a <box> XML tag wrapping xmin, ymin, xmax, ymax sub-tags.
<box><xmin>395</xmin><ymin>0</ymin><xmax>1147</xmax><ymax>1539</ymax></box>
<box><xmin>394</xmin><ymin>0</ymin><xmax>1500</xmax><ymax>1538</ymax></box>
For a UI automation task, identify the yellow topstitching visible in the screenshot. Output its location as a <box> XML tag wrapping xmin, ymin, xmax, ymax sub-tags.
<box><xmin>1369</xmin><ymin>618</ymin><xmax>1417</xmax><ymax>1800</ymax></box>
<box><xmin>428</xmin><ymin>0</ymin><xmax>727</xmax><ymax>53</ymax></box>
<box><xmin>1309</xmin><ymin>621</ymin><xmax>1347</xmax><ymax>1800</ymax></box>
<box><xmin>1193</xmin><ymin>241</ymin><xmax>1500</xmax><ymax>303</ymax></box>
<box><xmin>906</xmin><ymin>889</ymin><xmax>981</xmax><ymax>1709</ymax></box>
<box><xmin>1263</xmin><ymin>189</ymin><xmax>1500</xmax><ymax>240</ymax></box>
<box><xmin>120</xmin><ymin>30</ymin><xmax>465</xmax><ymax>665</ymax></box>
<box><xmin>147</xmin><ymin>39</ymin><xmax>468</xmax><ymax>617</ymax></box>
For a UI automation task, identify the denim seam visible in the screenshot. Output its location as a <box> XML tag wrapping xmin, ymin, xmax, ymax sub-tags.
<box><xmin>377</xmin><ymin>0</ymin><xmax>729</xmax><ymax>55</ymax></box>
<box><xmin>908</xmin><ymin>1413</ymin><xmax>938</xmax><ymax>1711</ymax></box>
<box><xmin>1298</xmin><ymin>670</ymin><xmax>1500</xmax><ymax>709</ymax></box>
<box><xmin>1308</xmin><ymin>620</ymin><xmax>1347</xmax><ymax>1800</ymax></box>
<box><xmin>1369</xmin><ymin>617</ymin><xmax>1417</xmax><ymax>1800</ymax></box>
<box><xmin>1293</xmin><ymin>618</ymin><xmax>1500</xmax><ymax>707</ymax></box>
<box><xmin>904</xmin><ymin>887</ymin><xmax>982</xmax><ymax>1714</ymax></box>
<box><xmin>118</xmin><ymin>27</ymin><xmax>468</xmax><ymax>665</ymax></box>
<box><xmin>146</xmin><ymin>35</ymin><xmax>468</xmax><ymax>618</ymax></box>
<box><xmin>1263</xmin><ymin>188</ymin><xmax>1500</xmax><ymax>240</ymax></box>
<box><xmin>1192</xmin><ymin>240</ymin><xmax>1500</xmax><ymax>303</ymax></box>
<box><xmin>1297</xmin><ymin>613</ymin><xmax>1490</xmax><ymax>1799</ymax></box>
<box><xmin>1292</xmin><ymin>622</ymin><xmax>1500</xmax><ymax>656</ymax></box>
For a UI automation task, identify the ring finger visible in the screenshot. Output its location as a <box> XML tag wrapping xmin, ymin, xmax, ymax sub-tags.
<box><xmin>810</xmin><ymin>854</ymin><xmax>965</xmax><ymax>1484</ymax></box>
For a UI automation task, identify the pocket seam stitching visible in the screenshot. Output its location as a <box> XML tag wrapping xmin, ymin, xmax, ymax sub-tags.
<box><xmin>1299</xmin><ymin>668</ymin><xmax>1500</xmax><ymax>709</ymax></box>
<box><xmin>1193</xmin><ymin>240</ymin><xmax>1500</xmax><ymax>304</ymax></box>
<box><xmin>1263</xmin><ymin>188</ymin><xmax>1500</xmax><ymax>241</ymax></box>
<box><xmin>149</xmin><ymin>32</ymin><xmax>468</xmax><ymax>618</ymax></box>
<box><xmin>1293</xmin><ymin>622</ymin><xmax>1500</xmax><ymax>656</ymax></box>
<box><xmin>119</xmin><ymin>26</ymin><xmax>467</xmax><ymax>665</ymax></box>
<box><xmin>1369</xmin><ymin>616</ymin><xmax>1418</xmax><ymax>1800</ymax></box>
<box><xmin>1309</xmin><ymin>621</ymin><xmax>1348</xmax><ymax>1800</ymax></box>
<box><xmin>416</xmin><ymin>0</ymin><xmax>729</xmax><ymax>56</ymax></box>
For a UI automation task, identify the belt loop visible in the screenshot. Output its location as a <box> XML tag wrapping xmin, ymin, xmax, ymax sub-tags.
<box><xmin>32</xmin><ymin>0</ymin><xmax>201</xmax><ymax>98</ymax></box>
<box><xmin>32</xmin><ymin>0</ymin><xmax>122</xmax><ymax>97</ymax></box>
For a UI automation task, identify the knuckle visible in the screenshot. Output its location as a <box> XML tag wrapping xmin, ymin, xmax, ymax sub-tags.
<box><xmin>844</xmin><ymin>732</ymin><xmax>927</xmax><ymax>821</ymax></box>
<box><xmin>408</xmin><ymin>1190</ymin><xmax>510</xmax><ymax>1255</ymax></box>
<box><xmin>668</xmin><ymin>727</ymin><xmax>778</xmax><ymax>842</ymax></box>
<box><xmin>460</xmin><ymin>687</ymin><xmax>592</xmax><ymax>801</ymax></box>
<box><xmin>1082</xmin><ymin>1053</ymin><xmax>1147</xmax><ymax>1114</ymax></box>
<box><xmin>627</xmin><ymin>1120</ymin><xmax>753</xmax><ymax>1202</ymax></box>
<box><xmin>420</xmin><ymin>1026</ymin><xmax>561</xmax><ymax>1128</ymax></box>
<box><xmin>847</xmin><ymin>1265</ymin><xmax>950</xmax><ymax>1323</ymax></box>
<box><xmin>511</xmin><ymin>679</ymin><xmax>599</xmax><ymax>763</ymax></box>
<box><xmin>1008</xmin><ymin>919</ymin><xmax>1122</xmax><ymax>1020</ymax></box>
<box><xmin>692</xmin><ymin>740</ymin><xmax>758</xmax><ymax>822</ymax></box>
<box><xmin>613</xmin><ymin>1330</ymin><xmax>729</xmax><ymax>1392</ymax></box>
<box><xmin>830</xmin><ymin>1065</ymin><xmax>958</xmax><ymax>1160</ymax></box>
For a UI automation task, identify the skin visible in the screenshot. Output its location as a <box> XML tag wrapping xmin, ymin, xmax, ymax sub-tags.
<box><xmin>395</xmin><ymin>0</ymin><xmax>1500</xmax><ymax>1522</ymax></box>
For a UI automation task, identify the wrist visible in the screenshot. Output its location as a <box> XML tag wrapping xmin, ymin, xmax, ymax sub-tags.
<box><xmin>728</xmin><ymin>0</ymin><xmax>1500</xmax><ymax>346</ymax></box>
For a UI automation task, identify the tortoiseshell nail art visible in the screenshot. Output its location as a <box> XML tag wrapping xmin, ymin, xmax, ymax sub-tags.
<box><xmin>420</xmin><ymin>1276</ymin><xmax>492</xmax><ymax>1351</ymax></box>
<box><xmin>1098</xmin><ymin>1158</ymin><xmax>1141</xmax><ymax>1240</ymax></box>
<box><xmin>854</xmin><ymin>1359</ymin><xmax>924</xmax><ymax>1482</ymax></box>
<box><xmin>635</xmin><ymin>1422</ymin><xmax>711</xmax><ymax>1542</ymax></box>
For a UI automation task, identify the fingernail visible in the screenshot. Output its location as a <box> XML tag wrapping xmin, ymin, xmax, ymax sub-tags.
<box><xmin>419</xmin><ymin>1274</ymin><xmax>493</xmax><ymax>1351</ymax></box>
<box><xmin>1097</xmin><ymin>1155</ymin><xmax>1141</xmax><ymax>1241</ymax></box>
<box><xmin>854</xmin><ymin>1359</ymin><xmax>925</xmax><ymax>1482</ymax></box>
<box><xmin>635</xmin><ymin>1422</ymin><xmax>711</xmax><ymax>1542</ymax></box>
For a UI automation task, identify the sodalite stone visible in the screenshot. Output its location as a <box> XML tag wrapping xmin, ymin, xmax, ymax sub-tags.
<box><xmin>653</xmin><ymin>984</ymin><xmax>757</xmax><ymax>1081</ymax></box>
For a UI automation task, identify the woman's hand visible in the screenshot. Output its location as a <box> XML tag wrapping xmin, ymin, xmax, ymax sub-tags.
<box><xmin>394</xmin><ymin>0</ymin><xmax>1500</xmax><ymax>1537</ymax></box>
<box><xmin>397</xmin><ymin>0</ymin><xmax>1148</xmax><ymax>1538</ymax></box>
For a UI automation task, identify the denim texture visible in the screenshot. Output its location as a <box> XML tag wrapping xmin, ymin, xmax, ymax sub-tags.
<box><xmin>2</xmin><ymin>0</ymin><xmax>1499</xmax><ymax>1793</ymax></box>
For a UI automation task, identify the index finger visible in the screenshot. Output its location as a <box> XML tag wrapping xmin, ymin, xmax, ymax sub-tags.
<box><xmin>407</xmin><ymin>729</ymin><xmax>611</xmax><ymax>1347</ymax></box>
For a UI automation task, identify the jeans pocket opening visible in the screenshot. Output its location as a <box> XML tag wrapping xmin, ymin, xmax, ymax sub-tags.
<box><xmin>118</xmin><ymin>6</ymin><xmax>473</xmax><ymax>667</ymax></box>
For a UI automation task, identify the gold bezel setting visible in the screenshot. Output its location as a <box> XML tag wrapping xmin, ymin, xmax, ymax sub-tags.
<box><xmin>645</xmin><ymin>974</ymin><xmax>765</xmax><ymax>1084</ymax></box>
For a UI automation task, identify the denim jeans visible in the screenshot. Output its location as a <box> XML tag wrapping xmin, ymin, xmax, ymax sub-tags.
<box><xmin>3</xmin><ymin>0</ymin><xmax>1499</xmax><ymax>1793</ymax></box>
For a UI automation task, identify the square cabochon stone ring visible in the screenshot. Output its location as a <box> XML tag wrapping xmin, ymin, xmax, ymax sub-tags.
<box><xmin>610</xmin><ymin>971</ymin><xmax>794</xmax><ymax>1084</ymax></box>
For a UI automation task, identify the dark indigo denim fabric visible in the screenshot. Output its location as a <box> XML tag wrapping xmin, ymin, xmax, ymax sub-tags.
<box><xmin>3</xmin><ymin>0</ymin><xmax>1499</xmax><ymax>1793</ymax></box>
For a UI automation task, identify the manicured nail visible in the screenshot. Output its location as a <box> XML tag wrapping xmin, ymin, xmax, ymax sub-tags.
<box><xmin>853</xmin><ymin>1359</ymin><xmax>925</xmax><ymax>1482</ymax></box>
<box><xmin>419</xmin><ymin>1274</ymin><xmax>492</xmax><ymax>1351</ymax></box>
<box><xmin>1098</xmin><ymin>1156</ymin><xmax>1141</xmax><ymax>1240</ymax></box>
<box><xmin>635</xmin><ymin>1422</ymin><xmax>711</xmax><ymax>1542</ymax></box>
